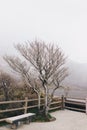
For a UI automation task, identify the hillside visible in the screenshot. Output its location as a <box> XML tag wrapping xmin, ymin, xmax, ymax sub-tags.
<box><xmin>63</xmin><ymin>60</ymin><xmax>87</xmax><ymax>88</ymax></box>
<box><xmin>0</xmin><ymin>56</ymin><xmax>87</xmax><ymax>98</ymax></box>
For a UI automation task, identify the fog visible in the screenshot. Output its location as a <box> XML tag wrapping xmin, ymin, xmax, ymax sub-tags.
<box><xmin>0</xmin><ymin>0</ymin><xmax>87</xmax><ymax>98</ymax></box>
<box><xmin>0</xmin><ymin>0</ymin><xmax>87</xmax><ymax>63</ymax></box>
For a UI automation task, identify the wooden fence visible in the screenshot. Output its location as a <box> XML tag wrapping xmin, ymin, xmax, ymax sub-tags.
<box><xmin>1</xmin><ymin>96</ymin><xmax>86</xmax><ymax>123</ymax></box>
<box><xmin>65</xmin><ymin>97</ymin><xmax>86</xmax><ymax>113</ymax></box>
<box><xmin>0</xmin><ymin>97</ymin><xmax>62</xmax><ymax>122</ymax></box>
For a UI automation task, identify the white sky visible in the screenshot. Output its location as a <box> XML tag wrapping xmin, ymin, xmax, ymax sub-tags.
<box><xmin>0</xmin><ymin>0</ymin><xmax>87</xmax><ymax>63</ymax></box>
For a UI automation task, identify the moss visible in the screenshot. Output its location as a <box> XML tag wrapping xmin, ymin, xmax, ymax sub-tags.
<box><xmin>0</xmin><ymin>121</ymin><xmax>8</xmax><ymax>126</ymax></box>
<box><xmin>33</xmin><ymin>112</ymin><xmax>56</xmax><ymax>122</ymax></box>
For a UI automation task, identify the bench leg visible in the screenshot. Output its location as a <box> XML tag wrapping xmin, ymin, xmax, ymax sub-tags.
<box><xmin>25</xmin><ymin>117</ymin><xmax>31</xmax><ymax>124</ymax></box>
<box><xmin>11</xmin><ymin>122</ymin><xmax>18</xmax><ymax>129</ymax></box>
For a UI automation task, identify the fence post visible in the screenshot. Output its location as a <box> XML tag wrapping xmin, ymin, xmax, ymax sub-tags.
<box><xmin>24</xmin><ymin>97</ymin><xmax>28</xmax><ymax>114</ymax></box>
<box><xmin>61</xmin><ymin>95</ymin><xmax>65</xmax><ymax>110</ymax></box>
<box><xmin>86</xmin><ymin>98</ymin><xmax>87</xmax><ymax>114</ymax></box>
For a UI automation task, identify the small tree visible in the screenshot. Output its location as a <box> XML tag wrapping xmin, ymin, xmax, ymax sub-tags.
<box><xmin>0</xmin><ymin>71</ymin><xmax>16</xmax><ymax>101</ymax></box>
<box><xmin>4</xmin><ymin>40</ymin><xmax>68</xmax><ymax>116</ymax></box>
<box><xmin>63</xmin><ymin>86</ymin><xmax>70</xmax><ymax>98</ymax></box>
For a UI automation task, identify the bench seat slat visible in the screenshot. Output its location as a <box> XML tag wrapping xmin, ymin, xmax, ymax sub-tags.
<box><xmin>5</xmin><ymin>113</ymin><xmax>35</xmax><ymax>123</ymax></box>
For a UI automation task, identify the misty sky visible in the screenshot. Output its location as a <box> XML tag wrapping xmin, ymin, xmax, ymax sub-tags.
<box><xmin>0</xmin><ymin>0</ymin><xmax>87</xmax><ymax>63</ymax></box>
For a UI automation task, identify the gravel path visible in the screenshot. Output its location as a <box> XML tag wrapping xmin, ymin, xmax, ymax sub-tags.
<box><xmin>0</xmin><ymin>110</ymin><xmax>87</xmax><ymax>130</ymax></box>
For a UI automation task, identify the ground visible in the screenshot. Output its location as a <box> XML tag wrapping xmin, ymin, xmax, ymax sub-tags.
<box><xmin>0</xmin><ymin>109</ymin><xmax>87</xmax><ymax>130</ymax></box>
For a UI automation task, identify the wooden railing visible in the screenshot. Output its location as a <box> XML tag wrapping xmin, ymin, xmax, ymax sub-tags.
<box><xmin>65</xmin><ymin>97</ymin><xmax>86</xmax><ymax>112</ymax></box>
<box><xmin>0</xmin><ymin>97</ymin><xmax>62</xmax><ymax>122</ymax></box>
<box><xmin>1</xmin><ymin>96</ymin><xmax>86</xmax><ymax>123</ymax></box>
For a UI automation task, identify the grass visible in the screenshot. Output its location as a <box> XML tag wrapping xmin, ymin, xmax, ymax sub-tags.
<box><xmin>0</xmin><ymin>121</ymin><xmax>8</xmax><ymax>126</ymax></box>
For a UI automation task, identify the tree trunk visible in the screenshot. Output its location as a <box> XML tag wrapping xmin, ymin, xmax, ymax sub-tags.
<box><xmin>44</xmin><ymin>85</ymin><xmax>49</xmax><ymax>116</ymax></box>
<box><xmin>3</xmin><ymin>87</ymin><xmax>9</xmax><ymax>101</ymax></box>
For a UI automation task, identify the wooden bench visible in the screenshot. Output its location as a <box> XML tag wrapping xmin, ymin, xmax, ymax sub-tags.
<box><xmin>5</xmin><ymin>113</ymin><xmax>35</xmax><ymax>129</ymax></box>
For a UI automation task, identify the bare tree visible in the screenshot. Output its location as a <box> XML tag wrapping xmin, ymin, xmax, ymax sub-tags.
<box><xmin>4</xmin><ymin>40</ymin><xmax>68</xmax><ymax>116</ymax></box>
<box><xmin>0</xmin><ymin>71</ymin><xmax>16</xmax><ymax>101</ymax></box>
<box><xmin>62</xmin><ymin>86</ymin><xmax>70</xmax><ymax>98</ymax></box>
